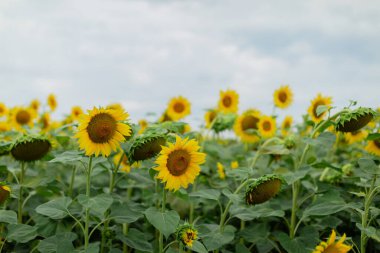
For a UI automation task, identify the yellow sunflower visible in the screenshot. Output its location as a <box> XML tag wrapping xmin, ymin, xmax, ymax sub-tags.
<box><xmin>204</xmin><ymin>109</ymin><xmax>218</xmax><ymax>128</ymax></box>
<box><xmin>218</xmin><ymin>89</ymin><xmax>239</xmax><ymax>113</ymax></box>
<box><xmin>29</xmin><ymin>99</ymin><xmax>40</xmax><ymax>112</ymax></box>
<box><xmin>344</xmin><ymin>130</ymin><xmax>368</xmax><ymax>144</ymax></box>
<box><xmin>0</xmin><ymin>185</ymin><xmax>11</xmax><ymax>204</ymax></box>
<box><xmin>71</xmin><ymin>106</ymin><xmax>84</xmax><ymax>120</ymax></box>
<box><xmin>75</xmin><ymin>107</ymin><xmax>131</xmax><ymax>157</ymax></box>
<box><xmin>107</xmin><ymin>103</ymin><xmax>124</xmax><ymax>111</ymax></box>
<box><xmin>258</xmin><ymin>116</ymin><xmax>276</xmax><ymax>138</ymax></box>
<box><xmin>308</xmin><ymin>94</ymin><xmax>332</xmax><ymax>123</ymax></box>
<box><xmin>312</xmin><ymin>230</ymin><xmax>351</xmax><ymax>253</ymax></box>
<box><xmin>0</xmin><ymin>122</ymin><xmax>10</xmax><ymax>132</ymax></box>
<box><xmin>0</xmin><ymin>103</ymin><xmax>8</xmax><ymax>117</ymax></box>
<box><xmin>39</xmin><ymin>113</ymin><xmax>51</xmax><ymax>131</ymax></box>
<box><xmin>11</xmin><ymin>107</ymin><xmax>36</xmax><ymax>130</ymax></box>
<box><xmin>273</xmin><ymin>85</ymin><xmax>293</xmax><ymax>109</ymax></box>
<box><xmin>230</xmin><ymin>161</ymin><xmax>239</xmax><ymax>169</ymax></box>
<box><xmin>281</xmin><ymin>116</ymin><xmax>293</xmax><ymax>136</ymax></box>
<box><xmin>138</xmin><ymin>119</ymin><xmax>148</xmax><ymax>134</ymax></box>
<box><xmin>365</xmin><ymin>138</ymin><xmax>380</xmax><ymax>156</ymax></box>
<box><xmin>234</xmin><ymin>110</ymin><xmax>261</xmax><ymax>143</ymax></box>
<box><xmin>154</xmin><ymin>136</ymin><xmax>206</xmax><ymax>191</ymax></box>
<box><xmin>47</xmin><ymin>94</ymin><xmax>58</xmax><ymax>111</ymax></box>
<box><xmin>159</xmin><ymin>111</ymin><xmax>173</xmax><ymax>122</ymax></box>
<box><xmin>167</xmin><ymin>96</ymin><xmax>191</xmax><ymax>121</ymax></box>
<box><xmin>217</xmin><ymin>162</ymin><xmax>225</xmax><ymax>179</ymax></box>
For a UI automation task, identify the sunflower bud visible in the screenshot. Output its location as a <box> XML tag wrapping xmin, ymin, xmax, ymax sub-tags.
<box><xmin>342</xmin><ymin>164</ymin><xmax>354</xmax><ymax>176</ymax></box>
<box><xmin>11</xmin><ymin>135</ymin><xmax>51</xmax><ymax>162</ymax></box>
<box><xmin>0</xmin><ymin>184</ymin><xmax>11</xmax><ymax>204</ymax></box>
<box><xmin>128</xmin><ymin>133</ymin><xmax>166</xmax><ymax>164</ymax></box>
<box><xmin>245</xmin><ymin>175</ymin><xmax>284</xmax><ymax>205</ymax></box>
<box><xmin>284</xmin><ymin>135</ymin><xmax>296</xmax><ymax>149</ymax></box>
<box><xmin>176</xmin><ymin>223</ymin><xmax>198</xmax><ymax>247</ymax></box>
<box><xmin>335</xmin><ymin>107</ymin><xmax>376</xmax><ymax>133</ymax></box>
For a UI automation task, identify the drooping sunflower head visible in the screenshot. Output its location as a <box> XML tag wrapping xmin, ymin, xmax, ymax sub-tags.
<box><xmin>365</xmin><ymin>136</ymin><xmax>380</xmax><ymax>156</ymax></box>
<box><xmin>218</xmin><ymin>89</ymin><xmax>239</xmax><ymax>113</ymax></box>
<box><xmin>0</xmin><ymin>183</ymin><xmax>11</xmax><ymax>204</ymax></box>
<box><xmin>176</xmin><ymin>223</ymin><xmax>198</xmax><ymax>248</ymax></box>
<box><xmin>71</xmin><ymin>106</ymin><xmax>84</xmax><ymax>120</ymax></box>
<box><xmin>129</xmin><ymin>133</ymin><xmax>166</xmax><ymax>164</ymax></box>
<box><xmin>75</xmin><ymin>107</ymin><xmax>131</xmax><ymax>157</ymax></box>
<box><xmin>217</xmin><ymin>162</ymin><xmax>225</xmax><ymax>180</ymax></box>
<box><xmin>47</xmin><ymin>93</ymin><xmax>57</xmax><ymax>112</ymax></box>
<box><xmin>234</xmin><ymin>109</ymin><xmax>261</xmax><ymax>143</ymax></box>
<box><xmin>312</xmin><ymin>230</ymin><xmax>351</xmax><ymax>253</ymax></box>
<box><xmin>167</xmin><ymin>96</ymin><xmax>191</xmax><ymax>121</ymax></box>
<box><xmin>258</xmin><ymin>116</ymin><xmax>277</xmax><ymax>138</ymax></box>
<box><xmin>0</xmin><ymin>102</ymin><xmax>8</xmax><ymax>117</ymax></box>
<box><xmin>344</xmin><ymin>130</ymin><xmax>368</xmax><ymax>144</ymax></box>
<box><xmin>11</xmin><ymin>107</ymin><xmax>36</xmax><ymax>130</ymax></box>
<box><xmin>308</xmin><ymin>94</ymin><xmax>332</xmax><ymax>123</ymax></box>
<box><xmin>155</xmin><ymin>135</ymin><xmax>206</xmax><ymax>191</ymax></box>
<box><xmin>281</xmin><ymin>116</ymin><xmax>293</xmax><ymax>136</ymax></box>
<box><xmin>273</xmin><ymin>85</ymin><xmax>293</xmax><ymax>109</ymax></box>
<box><xmin>335</xmin><ymin>107</ymin><xmax>376</xmax><ymax>133</ymax></box>
<box><xmin>11</xmin><ymin>135</ymin><xmax>52</xmax><ymax>162</ymax></box>
<box><xmin>29</xmin><ymin>99</ymin><xmax>40</xmax><ymax>112</ymax></box>
<box><xmin>204</xmin><ymin>109</ymin><xmax>218</xmax><ymax>128</ymax></box>
<box><xmin>245</xmin><ymin>174</ymin><xmax>284</xmax><ymax>205</ymax></box>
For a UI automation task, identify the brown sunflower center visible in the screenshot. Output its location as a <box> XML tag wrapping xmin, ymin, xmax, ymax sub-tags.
<box><xmin>313</xmin><ymin>100</ymin><xmax>326</xmax><ymax>118</ymax></box>
<box><xmin>284</xmin><ymin>121</ymin><xmax>291</xmax><ymax>129</ymax></box>
<box><xmin>167</xmin><ymin>149</ymin><xmax>190</xmax><ymax>176</ymax></box>
<box><xmin>87</xmin><ymin>113</ymin><xmax>117</xmax><ymax>143</ymax></box>
<box><xmin>222</xmin><ymin>96</ymin><xmax>232</xmax><ymax>107</ymax></box>
<box><xmin>0</xmin><ymin>107</ymin><xmax>4</xmax><ymax>113</ymax></box>
<box><xmin>174</xmin><ymin>102</ymin><xmax>185</xmax><ymax>113</ymax></box>
<box><xmin>263</xmin><ymin>121</ymin><xmax>272</xmax><ymax>131</ymax></box>
<box><xmin>278</xmin><ymin>91</ymin><xmax>287</xmax><ymax>103</ymax></box>
<box><xmin>374</xmin><ymin>139</ymin><xmax>380</xmax><ymax>149</ymax></box>
<box><xmin>242</xmin><ymin>115</ymin><xmax>259</xmax><ymax>132</ymax></box>
<box><xmin>209</xmin><ymin>111</ymin><xmax>217</xmax><ymax>123</ymax></box>
<box><xmin>16</xmin><ymin>110</ymin><xmax>31</xmax><ymax>125</ymax></box>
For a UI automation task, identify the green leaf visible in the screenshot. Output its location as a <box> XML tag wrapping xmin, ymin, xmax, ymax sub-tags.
<box><xmin>316</xmin><ymin>105</ymin><xmax>329</xmax><ymax>117</ymax></box>
<box><xmin>116</xmin><ymin>228</ymin><xmax>153</xmax><ymax>252</ymax></box>
<box><xmin>189</xmin><ymin>189</ymin><xmax>221</xmax><ymax>201</ymax></box>
<box><xmin>274</xmin><ymin>232</ymin><xmax>305</xmax><ymax>253</ymax></box>
<box><xmin>55</xmin><ymin>136</ymin><xmax>71</xmax><ymax>147</ymax></box>
<box><xmin>110</xmin><ymin>202</ymin><xmax>143</xmax><ymax>224</ymax></box>
<box><xmin>202</xmin><ymin>225</ymin><xmax>236</xmax><ymax>251</ymax></box>
<box><xmin>0</xmin><ymin>210</ymin><xmax>17</xmax><ymax>224</ymax></box>
<box><xmin>260</xmin><ymin>144</ymin><xmax>290</xmax><ymax>155</ymax></box>
<box><xmin>367</xmin><ymin>133</ymin><xmax>380</xmax><ymax>141</ymax></box>
<box><xmin>37</xmin><ymin>232</ymin><xmax>77</xmax><ymax>253</ymax></box>
<box><xmin>358</xmin><ymin>158</ymin><xmax>380</xmax><ymax>175</ymax></box>
<box><xmin>36</xmin><ymin>197</ymin><xmax>72</xmax><ymax>219</ymax></box>
<box><xmin>230</xmin><ymin>205</ymin><xmax>284</xmax><ymax>221</ymax></box>
<box><xmin>222</xmin><ymin>189</ymin><xmax>242</xmax><ymax>205</ymax></box>
<box><xmin>303</xmin><ymin>202</ymin><xmax>355</xmax><ymax>218</ymax></box>
<box><xmin>235</xmin><ymin>244</ymin><xmax>250</xmax><ymax>253</ymax></box>
<box><xmin>188</xmin><ymin>241</ymin><xmax>208</xmax><ymax>253</ymax></box>
<box><xmin>49</xmin><ymin>151</ymin><xmax>85</xmax><ymax>163</ymax></box>
<box><xmin>356</xmin><ymin>224</ymin><xmax>380</xmax><ymax>242</ymax></box>
<box><xmin>7</xmin><ymin>224</ymin><xmax>38</xmax><ymax>243</ymax></box>
<box><xmin>283</xmin><ymin>166</ymin><xmax>311</xmax><ymax>185</ymax></box>
<box><xmin>78</xmin><ymin>194</ymin><xmax>113</xmax><ymax>218</ymax></box>
<box><xmin>144</xmin><ymin>207</ymin><xmax>180</xmax><ymax>238</ymax></box>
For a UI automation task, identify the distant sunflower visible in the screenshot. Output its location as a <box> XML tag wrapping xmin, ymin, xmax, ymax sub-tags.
<box><xmin>204</xmin><ymin>109</ymin><xmax>218</xmax><ymax>128</ymax></box>
<box><xmin>47</xmin><ymin>94</ymin><xmax>57</xmax><ymax>111</ymax></box>
<box><xmin>230</xmin><ymin>161</ymin><xmax>239</xmax><ymax>169</ymax></box>
<box><xmin>167</xmin><ymin>96</ymin><xmax>191</xmax><ymax>121</ymax></box>
<box><xmin>0</xmin><ymin>103</ymin><xmax>8</xmax><ymax>117</ymax></box>
<box><xmin>113</xmin><ymin>151</ymin><xmax>131</xmax><ymax>173</ymax></box>
<box><xmin>159</xmin><ymin>111</ymin><xmax>173</xmax><ymax>122</ymax></box>
<box><xmin>138</xmin><ymin>119</ymin><xmax>148</xmax><ymax>134</ymax></box>
<box><xmin>234</xmin><ymin>110</ymin><xmax>261</xmax><ymax>143</ymax></box>
<box><xmin>273</xmin><ymin>85</ymin><xmax>293</xmax><ymax>109</ymax></box>
<box><xmin>308</xmin><ymin>94</ymin><xmax>332</xmax><ymax>123</ymax></box>
<box><xmin>344</xmin><ymin>130</ymin><xmax>368</xmax><ymax>144</ymax></box>
<box><xmin>218</xmin><ymin>90</ymin><xmax>239</xmax><ymax>113</ymax></box>
<box><xmin>29</xmin><ymin>99</ymin><xmax>40</xmax><ymax>112</ymax></box>
<box><xmin>39</xmin><ymin>113</ymin><xmax>51</xmax><ymax>131</ymax></box>
<box><xmin>258</xmin><ymin>116</ymin><xmax>276</xmax><ymax>138</ymax></box>
<box><xmin>75</xmin><ymin>107</ymin><xmax>131</xmax><ymax>157</ymax></box>
<box><xmin>107</xmin><ymin>103</ymin><xmax>124</xmax><ymax>111</ymax></box>
<box><xmin>281</xmin><ymin>116</ymin><xmax>293</xmax><ymax>136</ymax></box>
<box><xmin>155</xmin><ymin>136</ymin><xmax>206</xmax><ymax>191</ymax></box>
<box><xmin>217</xmin><ymin>162</ymin><xmax>225</xmax><ymax>179</ymax></box>
<box><xmin>365</xmin><ymin>138</ymin><xmax>380</xmax><ymax>156</ymax></box>
<box><xmin>11</xmin><ymin>107</ymin><xmax>35</xmax><ymax>130</ymax></box>
<box><xmin>71</xmin><ymin>106</ymin><xmax>84</xmax><ymax>120</ymax></box>
<box><xmin>0</xmin><ymin>184</ymin><xmax>11</xmax><ymax>204</ymax></box>
<box><xmin>0</xmin><ymin>122</ymin><xmax>10</xmax><ymax>132</ymax></box>
<box><xmin>312</xmin><ymin>230</ymin><xmax>351</xmax><ymax>253</ymax></box>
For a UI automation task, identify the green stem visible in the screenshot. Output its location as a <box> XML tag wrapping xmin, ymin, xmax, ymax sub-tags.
<box><xmin>189</xmin><ymin>181</ymin><xmax>197</xmax><ymax>224</ymax></box>
<box><xmin>163</xmin><ymin>241</ymin><xmax>178</xmax><ymax>253</ymax></box>
<box><xmin>122</xmin><ymin>223</ymin><xmax>129</xmax><ymax>253</ymax></box>
<box><xmin>18</xmin><ymin>162</ymin><xmax>26</xmax><ymax>224</ymax></box>
<box><xmin>159</xmin><ymin>188</ymin><xmax>167</xmax><ymax>253</ymax></box>
<box><xmin>361</xmin><ymin>175</ymin><xmax>377</xmax><ymax>253</ymax></box>
<box><xmin>84</xmin><ymin>156</ymin><xmax>93</xmax><ymax>250</ymax></box>
<box><xmin>68</xmin><ymin>166</ymin><xmax>76</xmax><ymax>198</ymax></box>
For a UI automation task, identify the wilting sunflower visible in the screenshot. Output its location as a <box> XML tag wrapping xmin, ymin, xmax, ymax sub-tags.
<box><xmin>365</xmin><ymin>137</ymin><xmax>380</xmax><ymax>156</ymax></box>
<box><xmin>0</xmin><ymin>184</ymin><xmax>11</xmax><ymax>204</ymax></box>
<box><xmin>75</xmin><ymin>107</ymin><xmax>131</xmax><ymax>157</ymax></box>
<box><xmin>204</xmin><ymin>109</ymin><xmax>218</xmax><ymax>128</ymax></box>
<box><xmin>273</xmin><ymin>85</ymin><xmax>293</xmax><ymax>109</ymax></box>
<box><xmin>281</xmin><ymin>116</ymin><xmax>293</xmax><ymax>136</ymax></box>
<box><xmin>217</xmin><ymin>162</ymin><xmax>225</xmax><ymax>179</ymax></box>
<box><xmin>11</xmin><ymin>107</ymin><xmax>36</xmax><ymax>130</ymax></box>
<box><xmin>47</xmin><ymin>94</ymin><xmax>57</xmax><ymax>111</ymax></box>
<box><xmin>71</xmin><ymin>106</ymin><xmax>84</xmax><ymax>120</ymax></box>
<box><xmin>155</xmin><ymin>136</ymin><xmax>206</xmax><ymax>191</ymax></box>
<box><xmin>245</xmin><ymin>174</ymin><xmax>284</xmax><ymax>205</ymax></box>
<box><xmin>344</xmin><ymin>130</ymin><xmax>368</xmax><ymax>144</ymax></box>
<box><xmin>308</xmin><ymin>94</ymin><xmax>332</xmax><ymax>123</ymax></box>
<box><xmin>312</xmin><ymin>230</ymin><xmax>351</xmax><ymax>253</ymax></box>
<box><xmin>218</xmin><ymin>89</ymin><xmax>239</xmax><ymax>113</ymax></box>
<box><xmin>129</xmin><ymin>133</ymin><xmax>166</xmax><ymax>164</ymax></box>
<box><xmin>335</xmin><ymin>107</ymin><xmax>375</xmax><ymax>133</ymax></box>
<box><xmin>167</xmin><ymin>96</ymin><xmax>191</xmax><ymax>121</ymax></box>
<box><xmin>29</xmin><ymin>99</ymin><xmax>40</xmax><ymax>112</ymax></box>
<box><xmin>230</xmin><ymin>161</ymin><xmax>239</xmax><ymax>169</ymax></box>
<box><xmin>258</xmin><ymin>116</ymin><xmax>276</xmax><ymax>138</ymax></box>
<box><xmin>0</xmin><ymin>103</ymin><xmax>8</xmax><ymax>117</ymax></box>
<box><xmin>11</xmin><ymin>135</ymin><xmax>52</xmax><ymax>162</ymax></box>
<box><xmin>234</xmin><ymin>110</ymin><xmax>261</xmax><ymax>143</ymax></box>
<box><xmin>176</xmin><ymin>223</ymin><xmax>198</xmax><ymax>248</ymax></box>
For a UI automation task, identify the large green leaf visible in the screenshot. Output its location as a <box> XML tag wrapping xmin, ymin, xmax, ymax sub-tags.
<box><xmin>188</xmin><ymin>241</ymin><xmax>208</xmax><ymax>253</ymax></box>
<box><xmin>7</xmin><ymin>224</ymin><xmax>38</xmax><ymax>243</ymax></box>
<box><xmin>116</xmin><ymin>228</ymin><xmax>152</xmax><ymax>252</ymax></box>
<box><xmin>189</xmin><ymin>189</ymin><xmax>221</xmax><ymax>201</ymax></box>
<box><xmin>358</xmin><ymin>158</ymin><xmax>380</xmax><ymax>175</ymax></box>
<box><xmin>36</xmin><ymin>197</ymin><xmax>72</xmax><ymax>219</ymax></box>
<box><xmin>110</xmin><ymin>202</ymin><xmax>143</xmax><ymax>224</ymax></box>
<box><xmin>356</xmin><ymin>224</ymin><xmax>380</xmax><ymax>242</ymax></box>
<box><xmin>201</xmin><ymin>224</ymin><xmax>236</xmax><ymax>251</ymax></box>
<box><xmin>144</xmin><ymin>207</ymin><xmax>180</xmax><ymax>238</ymax></box>
<box><xmin>0</xmin><ymin>210</ymin><xmax>17</xmax><ymax>224</ymax></box>
<box><xmin>230</xmin><ymin>205</ymin><xmax>284</xmax><ymax>221</ymax></box>
<box><xmin>37</xmin><ymin>232</ymin><xmax>77</xmax><ymax>253</ymax></box>
<box><xmin>78</xmin><ymin>193</ymin><xmax>113</xmax><ymax>218</ymax></box>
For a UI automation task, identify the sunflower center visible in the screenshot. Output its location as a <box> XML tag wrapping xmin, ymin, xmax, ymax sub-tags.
<box><xmin>278</xmin><ymin>91</ymin><xmax>287</xmax><ymax>103</ymax></box>
<box><xmin>209</xmin><ymin>111</ymin><xmax>217</xmax><ymax>123</ymax></box>
<box><xmin>16</xmin><ymin>110</ymin><xmax>31</xmax><ymax>125</ymax></box>
<box><xmin>313</xmin><ymin>100</ymin><xmax>325</xmax><ymax>118</ymax></box>
<box><xmin>222</xmin><ymin>96</ymin><xmax>232</xmax><ymax>107</ymax></box>
<box><xmin>167</xmin><ymin>150</ymin><xmax>190</xmax><ymax>176</ymax></box>
<box><xmin>242</xmin><ymin>115</ymin><xmax>259</xmax><ymax>132</ymax></box>
<box><xmin>374</xmin><ymin>139</ymin><xmax>380</xmax><ymax>149</ymax></box>
<box><xmin>284</xmin><ymin>121</ymin><xmax>291</xmax><ymax>129</ymax></box>
<box><xmin>87</xmin><ymin>113</ymin><xmax>117</xmax><ymax>143</ymax></box>
<box><xmin>263</xmin><ymin>121</ymin><xmax>272</xmax><ymax>131</ymax></box>
<box><xmin>174</xmin><ymin>102</ymin><xmax>185</xmax><ymax>113</ymax></box>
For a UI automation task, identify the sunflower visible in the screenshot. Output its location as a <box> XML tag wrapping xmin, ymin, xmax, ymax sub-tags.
<box><xmin>281</xmin><ymin>116</ymin><xmax>293</xmax><ymax>136</ymax></box>
<box><xmin>11</xmin><ymin>107</ymin><xmax>36</xmax><ymax>130</ymax></box>
<box><xmin>154</xmin><ymin>136</ymin><xmax>206</xmax><ymax>191</ymax></box>
<box><xmin>230</xmin><ymin>161</ymin><xmax>239</xmax><ymax>169</ymax></box>
<box><xmin>107</xmin><ymin>103</ymin><xmax>124</xmax><ymax>111</ymax></box>
<box><xmin>0</xmin><ymin>122</ymin><xmax>10</xmax><ymax>132</ymax></box>
<box><xmin>245</xmin><ymin>174</ymin><xmax>283</xmax><ymax>205</ymax></box>
<box><xmin>204</xmin><ymin>109</ymin><xmax>218</xmax><ymax>128</ymax></box>
<box><xmin>39</xmin><ymin>113</ymin><xmax>51</xmax><ymax>131</ymax></box>
<box><xmin>234</xmin><ymin>110</ymin><xmax>261</xmax><ymax>143</ymax></box>
<box><xmin>47</xmin><ymin>94</ymin><xmax>57</xmax><ymax>111</ymax></box>
<box><xmin>29</xmin><ymin>99</ymin><xmax>40</xmax><ymax>112</ymax></box>
<box><xmin>217</xmin><ymin>162</ymin><xmax>225</xmax><ymax>179</ymax></box>
<box><xmin>312</xmin><ymin>230</ymin><xmax>351</xmax><ymax>253</ymax></box>
<box><xmin>308</xmin><ymin>94</ymin><xmax>332</xmax><ymax>123</ymax></box>
<box><xmin>258</xmin><ymin>116</ymin><xmax>276</xmax><ymax>138</ymax></box>
<box><xmin>138</xmin><ymin>119</ymin><xmax>148</xmax><ymax>134</ymax></box>
<box><xmin>0</xmin><ymin>103</ymin><xmax>8</xmax><ymax>117</ymax></box>
<box><xmin>71</xmin><ymin>106</ymin><xmax>84</xmax><ymax>120</ymax></box>
<box><xmin>176</xmin><ymin>223</ymin><xmax>198</xmax><ymax>248</ymax></box>
<box><xmin>167</xmin><ymin>96</ymin><xmax>191</xmax><ymax>121</ymax></box>
<box><xmin>365</xmin><ymin>138</ymin><xmax>380</xmax><ymax>156</ymax></box>
<box><xmin>75</xmin><ymin>107</ymin><xmax>131</xmax><ymax>157</ymax></box>
<box><xmin>0</xmin><ymin>184</ymin><xmax>11</xmax><ymax>204</ymax></box>
<box><xmin>218</xmin><ymin>89</ymin><xmax>239</xmax><ymax>113</ymax></box>
<box><xmin>273</xmin><ymin>85</ymin><xmax>293</xmax><ymax>109</ymax></box>
<box><xmin>159</xmin><ymin>111</ymin><xmax>173</xmax><ymax>122</ymax></box>
<box><xmin>11</xmin><ymin>135</ymin><xmax>52</xmax><ymax>162</ymax></box>
<box><xmin>344</xmin><ymin>130</ymin><xmax>368</xmax><ymax>144</ymax></box>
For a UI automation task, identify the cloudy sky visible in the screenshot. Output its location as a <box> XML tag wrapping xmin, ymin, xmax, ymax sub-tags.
<box><xmin>0</xmin><ymin>0</ymin><xmax>379</xmax><ymax>125</ymax></box>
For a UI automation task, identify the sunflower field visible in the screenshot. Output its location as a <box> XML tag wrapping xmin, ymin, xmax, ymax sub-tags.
<box><xmin>0</xmin><ymin>87</ymin><xmax>379</xmax><ymax>253</ymax></box>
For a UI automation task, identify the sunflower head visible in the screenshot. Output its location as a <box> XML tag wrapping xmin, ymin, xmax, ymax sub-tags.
<box><xmin>176</xmin><ymin>223</ymin><xmax>198</xmax><ymax>248</ymax></box>
<box><xmin>159</xmin><ymin>111</ymin><xmax>173</xmax><ymax>123</ymax></box>
<box><xmin>308</xmin><ymin>94</ymin><xmax>332</xmax><ymax>123</ymax></box>
<box><xmin>11</xmin><ymin>107</ymin><xmax>36</xmax><ymax>130</ymax></box>
<box><xmin>245</xmin><ymin>174</ymin><xmax>284</xmax><ymax>205</ymax></box>
<box><xmin>0</xmin><ymin>103</ymin><xmax>8</xmax><ymax>117</ymax></box>
<box><xmin>217</xmin><ymin>162</ymin><xmax>225</xmax><ymax>180</ymax></box>
<box><xmin>204</xmin><ymin>109</ymin><xmax>218</xmax><ymax>129</ymax></box>
<box><xmin>234</xmin><ymin>110</ymin><xmax>261</xmax><ymax>143</ymax></box>
<box><xmin>166</xmin><ymin>96</ymin><xmax>191</xmax><ymax>121</ymax></box>
<box><xmin>335</xmin><ymin>107</ymin><xmax>376</xmax><ymax>133</ymax></box>
<box><xmin>11</xmin><ymin>135</ymin><xmax>51</xmax><ymax>162</ymax></box>
<box><xmin>75</xmin><ymin>107</ymin><xmax>131</xmax><ymax>157</ymax></box>
<box><xmin>47</xmin><ymin>94</ymin><xmax>57</xmax><ymax>112</ymax></box>
<box><xmin>365</xmin><ymin>136</ymin><xmax>380</xmax><ymax>156</ymax></box>
<box><xmin>344</xmin><ymin>130</ymin><xmax>368</xmax><ymax>144</ymax></box>
<box><xmin>258</xmin><ymin>116</ymin><xmax>276</xmax><ymax>138</ymax></box>
<box><xmin>231</xmin><ymin>161</ymin><xmax>239</xmax><ymax>169</ymax></box>
<box><xmin>0</xmin><ymin>122</ymin><xmax>11</xmax><ymax>132</ymax></box>
<box><xmin>274</xmin><ymin>85</ymin><xmax>293</xmax><ymax>109</ymax></box>
<box><xmin>29</xmin><ymin>99</ymin><xmax>40</xmax><ymax>112</ymax></box>
<box><xmin>107</xmin><ymin>103</ymin><xmax>124</xmax><ymax>111</ymax></box>
<box><xmin>218</xmin><ymin>89</ymin><xmax>239</xmax><ymax>113</ymax></box>
<box><xmin>71</xmin><ymin>106</ymin><xmax>84</xmax><ymax>120</ymax></box>
<box><xmin>0</xmin><ymin>183</ymin><xmax>11</xmax><ymax>204</ymax></box>
<box><xmin>129</xmin><ymin>133</ymin><xmax>166</xmax><ymax>164</ymax></box>
<box><xmin>39</xmin><ymin>113</ymin><xmax>51</xmax><ymax>131</ymax></box>
<box><xmin>312</xmin><ymin>230</ymin><xmax>351</xmax><ymax>253</ymax></box>
<box><xmin>281</xmin><ymin>116</ymin><xmax>293</xmax><ymax>136</ymax></box>
<box><xmin>155</xmin><ymin>135</ymin><xmax>206</xmax><ymax>191</ymax></box>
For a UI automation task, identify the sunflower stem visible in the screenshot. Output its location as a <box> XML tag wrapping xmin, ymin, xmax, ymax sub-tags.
<box><xmin>159</xmin><ymin>187</ymin><xmax>167</xmax><ymax>253</ymax></box>
<box><xmin>17</xmin><ymin>162</ymin><xmax>26</xmax><ymax>224</ymax></box>
<box><xmin>361</xmin><ymin>174</ymin><xmax>377</xmax><ymax>253</ymax></box>
<box><xmin>68</xmin><ymin>166</ymin><xmax>76</xmax><ymax>198</ymax></box>
<box><xmin>84</xmin><ymin>156</ymin><xmax>93</xmax><ymax>250</ymax></box>
<box><xmin>189</xmin><ymin>180</ymin><xmax>197</xmax><ymax>224</ymax></box>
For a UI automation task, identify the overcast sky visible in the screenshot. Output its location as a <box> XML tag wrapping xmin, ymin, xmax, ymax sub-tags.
<box><xmin>0</xmin><ymin>0</ymin><xmax>379</xmax><ymax>125</ymax></box>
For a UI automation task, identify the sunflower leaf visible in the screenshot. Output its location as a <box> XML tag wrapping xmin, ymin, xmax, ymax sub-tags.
<box><xmin>144</xmin><ymin>207</ymin><xmax>180</xmax><ymax>239</ymax></box>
